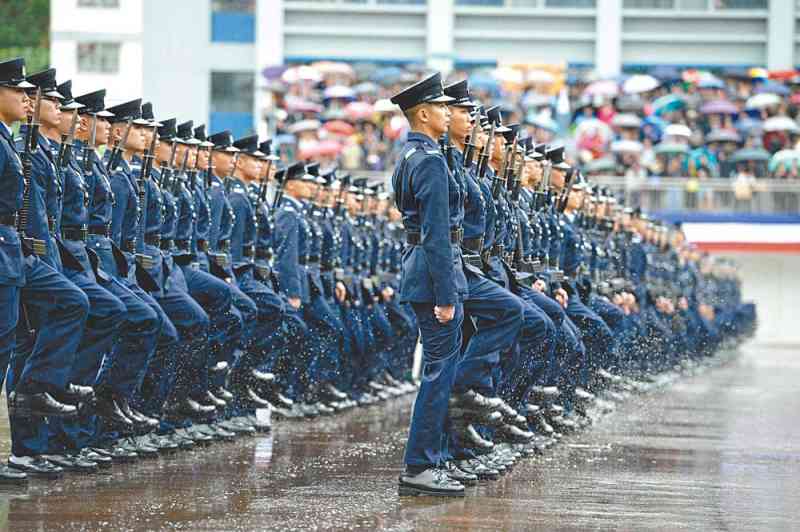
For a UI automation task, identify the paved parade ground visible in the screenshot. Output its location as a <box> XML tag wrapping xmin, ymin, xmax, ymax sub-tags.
<box><xmin>0</xmin><ymin>342</ymin><xmax>797</xmax><ymax>532</ymax></box>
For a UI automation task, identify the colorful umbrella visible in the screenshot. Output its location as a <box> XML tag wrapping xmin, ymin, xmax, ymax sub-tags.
<box><xmin>664</xmin><ymin>123</ymin><xmax>692</xmax><ymax>138</ymax></box>
<box><xmin>754</xmin><ymin>80</ymin><xmax>789</xmax><ymax>96</ymax></box>
<box><xmin>582</xmin><ymin>79</ymin><xmax>619</xmax><ymax>99</ymax></box>
<box><xmin>768</xmin><ymin>149</ymin><xmax>800</xmax><ymax>172</ymax></box>
<box><xmin>281</xmin><ymin>65</ymin><xmax>322</xmax><ymax>84</ymax></box>
<box><xmin>323</xmin><ymin>120</ymin><xmax>355</xmax><ymax>137</ymax></box>
<box><xmin>729</xmin><ymin>147</ymin><xmax>770</xmax><ymax>163</ymax></box>
<box><xmin>652</xmin><ymin>94</ymin><xmax>686</xmax><ymax>115</ymax></box>
<box><xmin>699</xmin><ymin>99</ymin><xmax>738</xmax><ymax>115</ymax></box>
<box><xmin>311</xmin><ymin>61</ymin><xmax>355</xmax><ymax>80</ymax></box>
<box><xmin>323</xmin><ymin>85</ymin><xmax>356</xmax><ymax>101</ymax></box>
<box><xmin>705</xmin><ymin>129</ymin><xmax>741</xmax><ymax>144</ymax></box>
<box><xmin>344</xmin><ymin>101</ymin><xmax>375</xmax><ymax>120</ymax></box>
<box><xmin>654</xmin><ymin>142</ymin><xmax>689</xmax><ymax>155</ymax></box>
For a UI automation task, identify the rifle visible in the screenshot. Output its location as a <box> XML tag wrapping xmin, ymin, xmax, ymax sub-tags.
<box><xmin>19</xmin><ymin>88</ymin><xmax>41</xmax><ymax>245</ymax></box>
<box><xmin>462</xmin><ymin>119</ymin><xmax>478</xmax><ymax>169</ymax></box>
<box><xmin>334</xmin><ymin>175</ymin><xmax>350</xmax><ymax>218</ymax></box>
<box><xmin>174</xmin><ymin>146</ymin><xmax>190</xmax><ymax>196</ymax></box>
<box><xmin>205</xmin><ymin>147</ymin><xmax>214</xmax><ymax>190</ymax></box>
<box><xmin>477</xmin><ymin>121</ymin><xmax>495</xmax><ymax>178</ymax></box>
<box><xmin>82</xmin><ymin>113</ymin><xmax>97</xmax><ymax>174</ymax></box>
<box><xmin>135</xmin><ymin>127</ymin><xmax>157</xmax><ymax>270</ymax></box>
<box><xmin>258</xmin><ymin>158</ymin><xmax>274</xmax><ymax>203</ymax></box>
<box><xmin>159</xmin><ymin>140</ymin><xmax>178</xmax><ymax>189</ymax></box>
<box><xmin>106</xmin><ymin>118</ymin><xmax>132</xmax><ymax>173</ymax></box>
<box><xmin>57</xmin><ymin>109</ymin><xmax>79</xmax><ymax>168</ymax></box>
<box><xmin>439</xmin><ymin>135</ymin><xmax>455</xmax><ymax>171</ymax></box>
<box><xmin>493</xmin><ymin>134</ymin><xmax>516</xmax><ymax>198</ymax></box>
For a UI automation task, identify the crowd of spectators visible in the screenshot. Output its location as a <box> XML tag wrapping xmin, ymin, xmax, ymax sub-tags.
<box><xmin>264</xmin><ymin>62</ymin><xmax>800</xmax><ymax>186</ymax></box>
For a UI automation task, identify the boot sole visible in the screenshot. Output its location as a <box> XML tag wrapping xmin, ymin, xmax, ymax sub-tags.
<box><xmin>398</xmin><ymin>484</ymin><xmax>465</xmax><ymax>497</ymax></box>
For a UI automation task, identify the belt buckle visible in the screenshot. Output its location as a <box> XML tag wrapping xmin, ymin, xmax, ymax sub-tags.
<box><xmin>26</xmin><ymin>237</ymin><xmax>48</xmax><ymax>257</ymax></box>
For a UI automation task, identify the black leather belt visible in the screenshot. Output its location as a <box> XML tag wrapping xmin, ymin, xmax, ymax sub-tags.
<box><xmin>255</xmin><ymin>248</ymin><xmax>271</xmax><ymax>260</ymax></box>
<box><xmin>406</xmin><ymin>228</ymin><xmax>463</xmax><ymax>246</ymax></box>
<box><xmin>122</xmin><ymin>239</ymin><xmax>136</xmax><ymax>253</ymax></box>
<box><xmin>61</xmin><ymin>226</ymin><xmax>88</xmax><ymax>242</ymax></box>
<box><xmin>144</xmin><ymin>233</ymin><xmax>161</xmax><ymax>247</ymax></box>
<box><xmin>0</xmin><ymin>213</ymin><xmax>18</xmax><ymax>227</ymax></box>
<box><xmin>218</xmin><ymin>239</ymin><xmax>230</xmax><ymax>253</ymax></box>
<box><xmin>462</xmin><ymin>236</ymin><xmax>483</xmax><ymax>254</ymax></box>
<box><xmin>174</xmin><ymin>239</ymin><xmax>191</xmax><ymax>251</ymax></box>
<box><xmin>197</xmin><ymin>239</ymin><xmax>208</xmax><ymax>252</ymax></box>
<box><xmin>88</xmin><ymin>225</ymin><xmax>110</xmax><ymax>237</ymax></box>
<box><xmin>159</xmin><ymin>239</ymin><xmax>173</xmax><ymax>251</ymax></box>
<box><xmin>307</xmin><ymin>254</ymin><xmax>320</xmax><ymax>262</ymax></box>
<box><xmin>463</xmin><ymin>253</ymin><xmax>483</xmax><ymax>269</ymax></box>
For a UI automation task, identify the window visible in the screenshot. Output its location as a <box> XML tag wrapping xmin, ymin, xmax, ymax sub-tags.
<box><xmin>211</xmin><ymin>0</ymin><xmax>255</xmax><ymax>12</ymax></box>
<box><xmin>545</xmin><ymin>0</ymin><xmax>595</xmax><ymax>6</ymax></box>
<box><xmin>211</xmin><ymin>72</ymin><xmax>254</xmax><ymax>114</ymax></box>
<box><xmin>624</xmin><ymin>0</ymin><xmax>674</xmax><ymax>7</ymax></box>
<box><xmin>714</xmin><ymin>0</ymin><xmax>767</xmax><ymax>8</ymax></box>
<box><xmin>456</xmin><ymin>0</ymin><xmax>504</xmax><ymax>5</ymax></box>
<box><xmin>77</xmin><ymin>0</ymin><xmax>119</xmax><ymax>6</ymax></box>
<box><xmin>77</xmin><ymin>42</ymin><xmax>120</xmax><ymax>74</ymax></box>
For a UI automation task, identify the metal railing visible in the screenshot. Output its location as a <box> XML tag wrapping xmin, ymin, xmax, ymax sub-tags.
<box><xmin>591</xmin><ymin>176</ymin><xmax>800</xmax><ymax>215</ymax></box>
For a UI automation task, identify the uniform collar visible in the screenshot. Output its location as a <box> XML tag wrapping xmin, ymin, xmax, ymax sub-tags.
<box><xmin>407</xmin><ymin>131</ymin><xmax>439</xmax><ymax>151</ymax></box>
<box><xmin>283</xmin><ymin>194</ymin><xmax>302</xmax><ymax>210</ymax></box>
<box><xmin>0</xmin><ymin>121</ymin><xmax>11</xmax><ymax>139</ymax></box>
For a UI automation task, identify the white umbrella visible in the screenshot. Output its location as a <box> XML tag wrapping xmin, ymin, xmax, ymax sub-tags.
<box><xmin>282</xmin><ymin>65</ymin><xmax>322</xmax><ymax>84</ymax></box>
<box><xmin>323</xmin><ymin>85</ymin><xmax>355</xmax><ymax>100</ymax></box>
<box><xmin>611</xmin><ymin>139</ymin><xmax>643</xmax><ymax>153</ymax></box>
<box><xmin>745</xmin><ymin>92</ymin><xmax>782</xmax><ymax>109</ymax></box>
<box><xmin>492</xmin><ymin>66</ymin><xmax>524</xmax><ymax>85</ymax></box>
<box><xmin>575</xmin><ymin>118</ymin><xmax>613</xmax><ymax>141</ymax></box>
<box><xmin>311</xmin><ymin>61</ymin><xmax>355</xmax><ymax>80</ymax></box>
<box><xmin>526</xmin><ymin>69</ymin><xmax>555</xmax><ymax>85</ymax></box>
<box><xmin>374</xmin><ymin>98</ymin><xmax>398</xmax><ymax>113</ymax></box>
<box><xmin>611</xmin><ymin>113</ymin><xmax>642</xmax><ymax>129</ymax></box>
<box><xmin>664</xmin><ymin>123</ymin><xmax>693</xmax><ymax>138</ymax></box>
<box><xmin>582</xmin><ymin>79</ymin><xmax>619</xmax><ymax>99</ymax></box>
<box><xmin>763</xmin><ymin>115</ymin><xmax>799</xmax><ymax>133</ymax></box>
<box><xmin>623</xmin><ymin>74</ymin><xmax>660</xmax><ymax>94</ymax></box>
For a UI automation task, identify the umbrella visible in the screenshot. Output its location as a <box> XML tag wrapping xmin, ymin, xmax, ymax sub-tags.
<box><xmin>654</xmin><ymin>142</ymin><xmax>689</xmax><ymax>155</ymax></box>
<box><xmin>281</xmin><ymin>65</ymin><xmax>322</xmax><ymax>84</ymax></box>
<box><xmin>762</xmin><ymin>115</ymin><xmax>799</xmax><ymax>133</ymax></box>
<box><xmin>755</xmin><ymin>80</ymin><xmax>790</xmax><ymax>96</ymax></box>
<box><xmin>575</xmin><ymin>118</ymin><xmax>613</xmax><ymax>141</ymax></box>
<box><xmin>583</xmin><ymin>157</ymin><xmax>617</xmax><ymax>173</ymax></box>
<box><xmin>611</xmin><ymin>113</ymin><xmax>642</xmax><ymax>129</ymax></box>
<box><xmin>311</xmin><ymin>61</ymin><xmax>355</xmax><ymax>80</ymax></box>
<box><xmin>729</xmin><ymin>147</ymin><xmax>770</xmax><ymax>163</ymax></box>
<box><xmin>611</xmin><ymin>139</ymin><xmax>643</xmax><ymax>153</ymax></box>
<box><xmin>705</xmin><ymin>129</ymin><xmax>741</xmax><ymax>144</ymax></box>
<box><xmin>344</xmin><ymin>101</ymin><xmax>375</xmax><ymax>120</ymax></box>
<box><xmin>583</xmin><ymin>79</ymin><xmax>619</xmax><ymax>99</ymax></box>
<box><xmin>468</xmin><ymin>73</ymin><xmax>500</xmax><ymax>94</ymax></box>
<box><xmin>323</xmin><ymin>85</ymin><xmax>355</xmax><ymax>101</ymax></box>
<box><xmin>299</xmin><ymin>139</ymin><xmax>342</xmax><ymax>160</ymax></box>
<box><xmin>322</xmin><ymin>120</ymin><xmax>355</xmax><ymax>137</ymax></box>
<box><xmin>616</xmin><ymin>95</ymin><xmax>645</xmax><ymax>112</ymax></box>
<box><xmin>262</xmin><ymin>65</ymin><xmax>288</xmax><ymax>81</ymax></box>
<box><xmin>522</xmin><ymin>92</ymin><xmax>552</xmax><ymax>109</ymax></box>
<box><xmin>699</xmin><ymin>99</ymin><xmax>738</xmax><ymax>115</ymax></box>
<box><xmin>664</xmin><ymin>123</ymin><xmax>692</xmax><ymax>138</ymax></box>
<box><xmin>697</xmin><ymin>76</ymin><xmax>725</xmax><ymax>90</ymax></box>
<box><xmin>492</xmin><ymin>66</ymin><xmax>524</xmax><ymax>85</ymax></box>
<box><xmin>652</xmin><ymin>94</ymin><xmax>686</xmax><ymax>115</ymax></box>
<box><xmin>735</xmin><ymin>116</ymin><xmax>763</xmax><ymax>136</ymax></box>
<box><xmin>285</xmin><ymin>98</ymin><xmax>323</xmax><ymax>115</ymax></box>
<box><xmin>622</xmin><ymin>74</ymin><xmax>660</xmax><ymax>94</ymax></box>
<box><xmin>650</xmin><ymin>65</ymin><xmax>682</xmax><ymax>83</ymax></box>
<box><xmin>369</xmin><ymin>66</ymin><xmax>404</xmax><ymax>85</ymax></box>
<box><xmin>352</xmin><ymin>81</ymin><xmax>379</xmax><ymax>95</ymax></box>
<box><xmin>526</xmin><ymin>69</ymin><xmax>555</xmax><ymax>85</ymax></box>
<box><xmin>746</xmin><ymin>93</ymin><xmax>782</xmax><ymax>109</ymax></box>
<box><xmin>529</xmin><ymin>113</ymin><xmax>558</xmax><ymax>133</ymax></box>
<box><xmin>374</xmin><ymin>98</ymin><xmax>398</xmax><ymax>113</ymax></box>
<box><xmin>768</xmin><ymin>149</ymin><xmax>800</xmax><ymax>172</ymax></box>
<box><xmin>287</xmin><ymin>119</ymin><xmax>321</xmax><ymax>135</ymax></box>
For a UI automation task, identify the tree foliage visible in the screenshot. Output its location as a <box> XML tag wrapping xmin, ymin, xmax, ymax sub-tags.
<box><xmin>0</xmin><ymin>0</ymin><xmax>50</xmax><ymax>72</ymax></box>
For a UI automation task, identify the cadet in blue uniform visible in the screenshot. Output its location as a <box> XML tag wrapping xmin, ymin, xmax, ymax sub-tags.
<box><xmin>390</xmin><ymin>72</ymin><xmax>470</xmax><ymax>497</ymax></box>
<box><xmin>1</xmin><ymin>60</ymin><xmax>94</xmax><ymax>481</ymax></box>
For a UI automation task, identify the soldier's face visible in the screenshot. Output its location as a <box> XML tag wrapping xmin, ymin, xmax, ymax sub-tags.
<box><xmin>96</xmin><ymin>118</ymin><xmax>111</xmax><ymax>145</ymax></box>
<box><xmin>550</xmin><ymin>168</ymin><xmax>565</xmax><ymax>191</ymax></box>
<box><xmin>447</xmin><ymin>106</ymin><xmax>471</xmax><ymax>144</ymax></box>
<box><xmin>212</xmin><ymin>151</ymin><xmax>234</xmax><ymax>175</ymax></box>
<box><xmin>0</xmin><ymin>87</ymin><xmax>28</xmax><ymax>123</ymax></box>
<box><xmin>58</xmin><ymin>110</ymin><xmax>76</xmax><ymax>135</ymax></box>
<box><xmin>196</xmin><ymin>148</ymin><xmax>209</xmax><ymax>168</ymax></box>
<box><xmin>40</xmin><ymin>98</ymin><xmax>61</xmax><ymax>129</ymax></box>
<box><xmin>124</xmin><ymin>125</ymin><xmax>147</xmax><ymax>152</ymax></box>
<box><xmin>525</xmin><ymin>160</ymin><xmax>541</xmax><ymax>187</ymax></box>
<box><xmin>491</xmin><ymin>134</ymin><xmax>505</xmax><ymax>163</ymax></box>
<box><xmin>241</xmin><ymin>154</ymin><xmax>261</xmax><ymax>180</ymax></box>
<box><xmin>567</xmin><ymin>189</ymin><xmax>583</xmax><ymax>210</ymax></box>
<box><xmin>424</xmin><ymin>102</ymin><xmax>450</xmax><ymax>137</ymax></box>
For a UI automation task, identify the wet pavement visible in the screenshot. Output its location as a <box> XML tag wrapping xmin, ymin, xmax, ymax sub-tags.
<box><xmin>1</xmin><ymin>342</ymin><xmax>798</xmax><ymax>531</ymax></box>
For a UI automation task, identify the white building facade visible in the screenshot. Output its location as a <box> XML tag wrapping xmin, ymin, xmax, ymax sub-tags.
<box><xmin>51</xmin><ymin>0</ymin><xmax>800</xmax><ymax>137</ymax></box>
